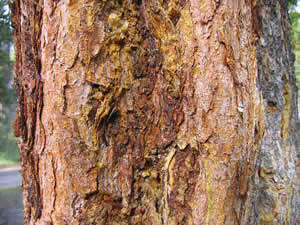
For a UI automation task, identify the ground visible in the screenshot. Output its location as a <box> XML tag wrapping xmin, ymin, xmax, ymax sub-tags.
<box><xmin>0</xmin><ymin>166</ymin><xmax>23</xmax><ymax>225</ymax></box>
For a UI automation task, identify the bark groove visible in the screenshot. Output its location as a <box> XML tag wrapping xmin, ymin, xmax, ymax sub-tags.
<box><xmin>247</xmin><ymin>1</ymin><xmax>300</xmax><ymax>224</ymax></box>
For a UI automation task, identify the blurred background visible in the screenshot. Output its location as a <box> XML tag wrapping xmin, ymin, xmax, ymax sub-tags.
<box><xmin>0</xmin><ymin>0</ymin><xmax>299</xmax><ymax>225</ymax></box>
<box><xmin>0</xmin><ymin>0</ymin><xmax>17</xmax><ymax>168</ymax></box>
<box><xmin>291</xmin><ymin>1</ymin><xmax>300</xmax><ymax>111</ymax></box>
<box><xmin>0</xmin><ymin>0</ymin><xmax>22</xmax><ymax>224</ymax></box>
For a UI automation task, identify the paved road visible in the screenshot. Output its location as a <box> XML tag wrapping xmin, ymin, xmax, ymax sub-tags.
<box><xmin>0</xmin><ymin>168</ymin><xmax>21</xmax><ymax>190</ymax></box>
<box><xmin>0</xmin><ymin>167</ymin><xmax>23</xmax><ymax>225</ymax></box>
<box><xmin>0</xmin><ymin>186</ymin><xmax>23</xmax><ymax>225</ymax></box>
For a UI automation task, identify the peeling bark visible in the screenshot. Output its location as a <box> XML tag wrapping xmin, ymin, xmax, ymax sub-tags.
<box><xmin>11</xmin><ymin>0</ymin><xmax>299</xmax><ymax>224</ymax></box>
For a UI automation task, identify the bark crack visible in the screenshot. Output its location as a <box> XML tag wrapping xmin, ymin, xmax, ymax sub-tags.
<box><xmin>162</xmin><ymin>147</ymin><xmax>177</xmax><ymax>224</ymax></box>
<box><xmin>50</xmin><ymin>156</ymin><xmax>57</xmax><ymax>225</ymax></box>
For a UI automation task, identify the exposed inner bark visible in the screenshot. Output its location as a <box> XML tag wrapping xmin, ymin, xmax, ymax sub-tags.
<box><xmin>11</xmin><ymin>0</ymin><xmax>299</xmax><ymax>225</ymax></box>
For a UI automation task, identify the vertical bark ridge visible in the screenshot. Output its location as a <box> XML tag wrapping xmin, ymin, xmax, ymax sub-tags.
<box><xmin>248</xmin><ymin>1</ymin><xmax>300</xmax><ymax>224</ymax></box>
<box><xmin>37</xmin><ymin>0</ymin><xmax>260</xmax><ymax>224</ymax></box>
<box><xmin>11</xmin><ymin>0</ymin><xmax>44</xmax><ymax>224</ymax></box>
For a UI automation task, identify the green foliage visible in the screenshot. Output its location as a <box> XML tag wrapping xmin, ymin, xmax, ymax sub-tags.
<box><xmin>0</xmin><ymin>0</ymin><xmax>18</xmax><ymax>164</ymax></box>
<box><xmin>0</xmin><ymin>0</ymin><xmax>14</xmax><ymax>105</ymax></box>
<box><xmin>290</xmin><ymin>11</ymin><xmax>300</xmax><ymax>50</ymax></box>
<box><xmin>0</xmin><ymin>0</ymin><xmax>11</xmax><ymax>41</ymax></box>
<box><xmin>288</xmin><ymin>0</ymin><xmax>298</xmax><ymax>8</ymax></box>
<box><xmin>289</xmin><ymin>2</ymin><xmax>300</xmax><ymax>94</ymax></box>
<box><xmin>0</xmin><ymin>118</ymin><xmax>19</xmax><ymax>163</ymax></box>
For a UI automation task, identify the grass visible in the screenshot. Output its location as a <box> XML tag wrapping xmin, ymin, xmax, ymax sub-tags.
<box><xmin>0</xmin><ymin>142</ymin><xmax>19</xmax><ymax>166</ymax></box>
<box><xmin>0</xmin><ymin>149</ymin><xmax>19</xmax><ymax>166</ymax></box>
<box><xmin>0</xmin><ymin>158</ymin><xmax>19</xmax><ymax>166</ymax></box>
<box><xmin>0</xmin><ymin>117</ymin><xmax>19</xmax><ymax>166</ymax></box>
<box><xmin>0</xmin><ymin>186</ymin><xmax>22</xmax><ymax>194</ymax></box>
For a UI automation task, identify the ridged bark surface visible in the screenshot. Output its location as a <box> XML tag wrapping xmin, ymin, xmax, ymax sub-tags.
<box><xmin>247</xmin><ymin>1</ymin><xmax>300</xmax><ymax>224</ymax></box>
<box><xmin>11</xmin><ymin>0</ymin><xmax>299</xmax><ymax>224</ymax></box>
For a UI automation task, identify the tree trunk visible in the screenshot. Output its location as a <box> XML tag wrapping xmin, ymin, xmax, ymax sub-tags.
<box><xmin>11</xmin><ymin>0</ymin><xmax>299</xmax><ymax>224</ymax></box>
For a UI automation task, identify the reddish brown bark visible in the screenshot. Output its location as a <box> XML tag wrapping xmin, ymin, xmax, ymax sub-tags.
<box><xmin>12</xmin><ymin>0</ymin><xmax>299</xmax><ymax>224</ymax></box>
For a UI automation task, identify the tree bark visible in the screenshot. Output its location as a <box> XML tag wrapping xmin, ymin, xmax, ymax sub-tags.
<box><xmin>247</xmin><ymin>1</ymin><xmax>300</xmax><ymax>224</ymax></box>
<box><xmin>11</xmin><ymin>0</ymin><xmax>299</xmax><ymax>224</ymax></box>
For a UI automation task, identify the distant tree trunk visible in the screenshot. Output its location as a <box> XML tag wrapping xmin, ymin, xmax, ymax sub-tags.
<box><xmin>11</xmin><ymin>0</ymin><xmax>299</xmax><ymax>224</ymax></box>
<box><xmin>247</xmin><ymin>1</ymin><xmax>300</xmax><ymax>224</ymax></box>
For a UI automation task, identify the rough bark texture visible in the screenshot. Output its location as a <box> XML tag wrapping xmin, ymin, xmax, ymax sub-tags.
<box><xmin>247</xmin><ymin>1</ymin><xmax>300</xmax><ymax>224</ymax></box>
<box><xmin>11</xmin><ymin>0</ymin><xmax>299</xmax><ymax>225</ymax></box>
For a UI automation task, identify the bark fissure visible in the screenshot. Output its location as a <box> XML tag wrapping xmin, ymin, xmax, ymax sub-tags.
<box><xmin>48</xmin><ymin>154</ymin><xmax>56</xmax><ymax>225</ymax></box>
<box><xmin>247</xmin><ymin>1</ymin><xmax>300</xmax><ymax>224</ymax></box>
<box><xmin>12</xmin><ymin>0</ymin><xmax>45</xmax><ymax>223</ymax></box>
